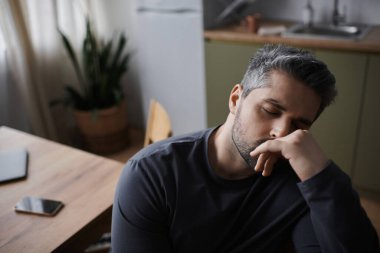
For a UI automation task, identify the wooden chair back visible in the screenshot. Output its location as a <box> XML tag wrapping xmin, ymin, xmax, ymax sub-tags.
<box><xmin>144</xmin><ymin>99</ymin><xmax>172</xmax><ymax>147</ymax></box>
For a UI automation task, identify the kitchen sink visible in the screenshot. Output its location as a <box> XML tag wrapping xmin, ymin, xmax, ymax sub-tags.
<box><xmin>282</xmin><ymin>23</ymin><xmax>372</xmax><ymax>41</ymax></box>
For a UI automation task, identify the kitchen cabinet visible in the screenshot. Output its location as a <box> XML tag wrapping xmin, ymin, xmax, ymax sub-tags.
<box><xmin>205</xmin><ymin>41</ymin><xmax>262</xmax><ymax>127</ymax></box>
<box><xmin>353</xmin><ymin>55</ymin><xmax>380</xmax><ymax>192</ymax></box>
<box><xmin>312</xmin><ymin>50</ymin><xmax>367</xmax><ymax>175</ymax></box>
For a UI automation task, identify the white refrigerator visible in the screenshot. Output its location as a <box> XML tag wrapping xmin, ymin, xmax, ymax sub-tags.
<box><xmin>134</xmin><ymin>0</ymin><xmax>207</xmax><ymax>135</ymax></box>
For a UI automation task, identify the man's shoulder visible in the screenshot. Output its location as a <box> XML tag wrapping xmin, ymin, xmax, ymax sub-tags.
<box><xmin>120</xmin><ymin>128</ymin><xmax>214</xmax><ymax>186</ymax></box>
<box><xmin>131</xmin><ymin>128</ymin><xmax>214</xmax><ymax>162</ymax></box>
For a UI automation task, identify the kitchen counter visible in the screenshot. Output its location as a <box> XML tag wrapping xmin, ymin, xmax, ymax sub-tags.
<box><xmin>204</xmin><ymin>21</ymin><xmax>380</xmax><ymax>54</ymax></box>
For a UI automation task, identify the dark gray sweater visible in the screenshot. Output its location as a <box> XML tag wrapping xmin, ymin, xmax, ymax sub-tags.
<box><xmin>112</xmin><ymin>128</ymin><xmax>379</xmax><ymax>253</ymax></box>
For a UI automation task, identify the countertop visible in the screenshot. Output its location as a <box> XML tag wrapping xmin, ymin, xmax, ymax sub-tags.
<box><xmin>204</xmin><ymin>21</ymin><xmax>380</xmax><ymax>54</ymax></box>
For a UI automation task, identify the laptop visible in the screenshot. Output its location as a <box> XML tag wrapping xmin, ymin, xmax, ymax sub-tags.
<box><xmin>0</xmin><ymin>148</ymin><xmax>28</xmax><ymax>184</ymax></box>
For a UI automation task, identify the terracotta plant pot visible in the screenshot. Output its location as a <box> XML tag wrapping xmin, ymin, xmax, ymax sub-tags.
<box><xmin>73</xmin><ymin>100</ymin><xmax>128</xmax><ymax>154</ymax></box>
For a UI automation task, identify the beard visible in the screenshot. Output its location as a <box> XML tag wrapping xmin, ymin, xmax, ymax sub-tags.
<box><xmin>231</xmin><ymin>106</ymin><xmax>270</xmax><ymax>169</ymax></box>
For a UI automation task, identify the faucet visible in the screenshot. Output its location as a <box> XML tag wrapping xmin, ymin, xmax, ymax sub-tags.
<box><xmin>332</xmin><ymin>0</ymin><xmax>345</xmax><ymax>26</ymax></box>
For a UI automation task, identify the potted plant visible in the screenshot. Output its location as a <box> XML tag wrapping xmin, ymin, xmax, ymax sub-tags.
<box><xmin>54</xmin><ymin>18</ymin><xmax>130</xmax><ymax>154</ymax></box>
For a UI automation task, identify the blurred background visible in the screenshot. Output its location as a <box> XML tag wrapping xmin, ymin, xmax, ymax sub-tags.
<box><xmin>1</xmin><ymin>0</ymin><xmax>380</xmax><ymax>195</ymax></box>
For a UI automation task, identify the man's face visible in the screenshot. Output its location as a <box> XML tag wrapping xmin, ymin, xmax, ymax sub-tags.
<box><xmin>231</xmin><ymin>70</ymin><xmax>321</xmax><ymax>168</ymax></box>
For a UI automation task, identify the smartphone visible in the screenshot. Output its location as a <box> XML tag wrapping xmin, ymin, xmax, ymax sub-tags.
<box><xmin>14</xmin><ymin>196</ymin><xmax>64</xmax><ymax>216</ymax></box>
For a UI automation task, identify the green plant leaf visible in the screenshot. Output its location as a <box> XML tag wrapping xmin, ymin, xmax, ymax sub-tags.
<box><xmin>57</xmin><ymin>29</ymin><xmax>88</xmax><ymax>99</ymax></box>
<box><xmin>56</xmin><ymin>16</ymin><xmax>130</xmax><ymax>111</ymax></box>
<box><xmin>111</xmin><ymin>34</ymin><xmax>127</xmax><ymax>70</ymax></box>
<box><xmin>82</xmin><ymin>18</ymin><xmax>101</xmax><ymax>88</ymax></box>
<box><xmin>64</xmin><ymin>86</ymin><xmax>89</xmax><ymax>110</ymax></box>
<box><xmin>99</xmin><ymin>40</ymin><xmax>112</xmax><ymax>71</ymax></box>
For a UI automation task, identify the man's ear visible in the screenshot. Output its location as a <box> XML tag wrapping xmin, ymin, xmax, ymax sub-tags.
<box><xmin>229</xmin><ymin>84</ymin><xmax>243</xmax><ymax>115</ymax></box>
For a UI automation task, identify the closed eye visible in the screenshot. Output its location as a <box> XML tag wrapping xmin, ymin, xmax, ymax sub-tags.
<box><xmin>263</xmin><ymin>107</ymin><xmax>281</xmax><ymax>116</ymax></box>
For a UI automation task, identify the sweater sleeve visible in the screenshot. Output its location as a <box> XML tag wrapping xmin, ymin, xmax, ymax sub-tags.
<box><xmin>296</xmin><ymin>162</ymin><xmax>379</xmax><ymax>253</ymax></box>
<box><xmin>111</xmin><ymin>160</ymin><xmax>173</xmax><ymax>253</ymax></box>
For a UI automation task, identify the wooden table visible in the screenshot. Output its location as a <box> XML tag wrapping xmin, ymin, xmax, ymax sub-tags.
<box><xmin>0</xmin><ymin>126</ymin><xmax>127</xmax><ymax>252</ymax></box>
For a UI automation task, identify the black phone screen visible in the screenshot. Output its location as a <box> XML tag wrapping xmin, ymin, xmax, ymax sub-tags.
<box><xmin>14</xmin><ymin>196</ymin><xmax>64</xmax><ymax>216</ymax></box>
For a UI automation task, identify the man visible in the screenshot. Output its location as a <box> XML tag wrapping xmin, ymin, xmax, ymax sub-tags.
<box><xmin>112</xmin><ymin>44</ymin><xmax>379</xmax><ymax>252</ymax></box>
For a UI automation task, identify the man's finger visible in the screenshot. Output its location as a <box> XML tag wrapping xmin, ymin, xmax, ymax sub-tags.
<box><xmin>254</xmin><ymin>153</ymin><xmax>269</xmax><ymax>173</ymax></box>
<box><xmin>262</xmin><ymin>155</ymin><xmax>279</xmax><ymax>177</ymax></box>
<box><xmin>251</xmin><ymin>139</ymin><xmax>283</xmax><ymax>158</ymax></box>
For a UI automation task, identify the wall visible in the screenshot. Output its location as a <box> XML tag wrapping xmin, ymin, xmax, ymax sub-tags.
<box><xmin>204</xmin><ymin>0</ymin><xmax>380</xmax><ymax>29</ymax></box>
<box><xmin>246</xmin><ymin>0</ymin><xmax>380</xmax><ymax>26</ymax></box>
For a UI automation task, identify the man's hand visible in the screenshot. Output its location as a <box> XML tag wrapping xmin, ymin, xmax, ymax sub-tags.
<box><xmin>250</xmin><ymin>130</ymin><xmax>329</xmax><ymax>181</ymax></box>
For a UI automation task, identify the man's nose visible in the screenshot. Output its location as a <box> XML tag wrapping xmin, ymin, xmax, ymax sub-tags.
<box><xmin>270</xmin><ymin>121</ymin><xmax>291</xmax><ymax>138</ymax></box>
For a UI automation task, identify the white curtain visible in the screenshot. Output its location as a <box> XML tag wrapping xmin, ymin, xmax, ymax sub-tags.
<box><xmin>0</xmin><ymin>0</ymin><xmax>102</xmax><ymax>145</ymax></box>
<box><xmin>0</xmin><ymin>1</ymin><xmax>32</xmax><ymax>134</ymax></box>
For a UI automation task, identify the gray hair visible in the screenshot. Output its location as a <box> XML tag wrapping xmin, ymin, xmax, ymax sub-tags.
<box><xmin>241</xmin><ymin>44</ymin><xmax>337</xmax><ymax>116</ymax></box>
